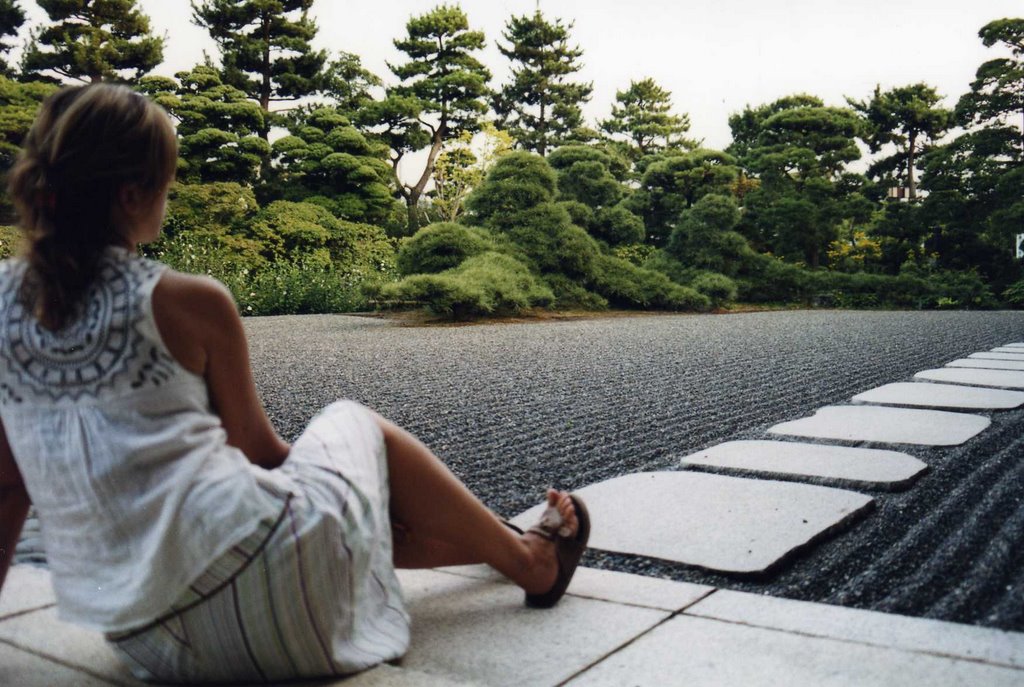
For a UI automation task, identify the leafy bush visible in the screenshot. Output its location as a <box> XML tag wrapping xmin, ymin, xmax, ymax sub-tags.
<box><xmin>1002</xmin><ymin>279</ymin><xmax>1024</xmax><ymax>308</ymax></box>
<box><xmin>557</xmin><ymin>200</ymin><xmax>594</xmax><ymax>229</ymax></box>
<box><xmin>589</xmin><ymin>254</ymin><xmax>710</xmax><ymax>311</ymax></box>
<box><xmin>382</xmin><ymin>251</ymin><xmax>554</xmax><ymax>319</ymax></box>
<box><xmin>736</xmin><ymin>254</ymin><xmax>813</xmax><ymax>303</ymax></box>
<box><xmin>501</xmin><ymin>204</ymin><xmax>600</xmax><ymax>277</ymax></box>
<box><xmin>0</xmin><ymin>225</ymin><xmax>22</xmax><ymax>259</ymax></box>
<box><xmin>592</xmin><ymin>204</ymin><xmax>645</xmax><ymax>245</ymax></box>
<box><xmin>543</xmin><ymin>273</ymin><xmax>609</xmax><ymax>310</ymax></box>
<box><xmin>397</xmin><ymin>222</ymin><xmax>491</xmax><ymax>275</ymax></box>
<box><xmin>239</xmin><ymin>258</ymin><xmax>370</xmax><ymax>315</ymax></box>
<box><xmin>691</xmin><ymin>272</ymin><xmax>738</xmax><ymax>308</ymax></box>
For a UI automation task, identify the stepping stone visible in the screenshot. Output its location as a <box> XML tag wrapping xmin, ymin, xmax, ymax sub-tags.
<box><xmin>916</xmin><ymin>368</ymin><xmax>1024</xmax><ymax>390</ymax></box>
<box><xmin>768</xmin><ymin>405</ymin><xmax>989</xmax><ymax>446</ymax></box>
<box><xmin>947</xmin><ymin>358</ymin><xmax>1024</xmax><ymax>371</ymax></box>
<box><xmin>1002</xmin><ymin>342</ymin><xmax>1024</xmax><ymax>348</ymax></box>
<box><xmin>969</xmin><ymin>352</ymin><xmax>1024</xmax><ymax>361</ymax></box>
<box><xmin>853</xmin><ymin>382</ymin><xmax>1024</xmax><ymax>410</ymax></box>
<box><xmin>679</xmin><ymin>440</ymin><xmax>925</xmax><ymax>488</ymax></box>
<box><xmin>990</xmin><ymin>347</ymin><xmax>1024</xmax><ymax>354</ymax></box>
<box><xmin>511</xmin><ymin>472</ymin><xmax>872</xmax><ymax>575</ymax></box>
<box><xmin>567</xmin><ymin>612</ymin><xmax>1024</xmax><ymax>686</ymax></box>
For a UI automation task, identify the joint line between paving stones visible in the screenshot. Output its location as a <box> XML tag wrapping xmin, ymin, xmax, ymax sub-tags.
<box><xmin>0</xmin><ymin>636</ymin><xmax>130</xmax><ymax>686</ymax></box>
<box><xmin>0</xmin><ymin>602</ymin><xmax>57</xmax><ymax>623</ymax></box>
<box><xmin>554</xmin><ymin>590</ymin><xmax>723</xmax><ymax>686</ymax></box>
<box><xmin>679</xmin><ymin>612</ymin><xmax>1024</xmax><ymax>672</ymax></box>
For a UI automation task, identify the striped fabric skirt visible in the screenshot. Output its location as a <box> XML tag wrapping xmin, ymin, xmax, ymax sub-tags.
<box><xmin>106</xmin><ymin>401</ymin><xmax>411</xmax><ymax>683</ymax></box>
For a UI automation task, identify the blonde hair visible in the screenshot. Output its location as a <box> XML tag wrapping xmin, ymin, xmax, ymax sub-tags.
<box><xmin>7</xmin><ymin>83</ymin><xmax>178</xmax><ymax>330</ymax></box>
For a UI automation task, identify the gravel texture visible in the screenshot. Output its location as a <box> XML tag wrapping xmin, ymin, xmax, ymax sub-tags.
<box><xmin>16</xmin><ymin>309</ymin><xmax>1024</xmax><ymax>631</ymax></box>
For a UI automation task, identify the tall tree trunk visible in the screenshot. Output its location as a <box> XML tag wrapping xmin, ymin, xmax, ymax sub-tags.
<box><xmin>907</xmin><ymin>131</ymin><xmax>918</xmax><ymax>200</ymax></box>
<box><xmin>259</xmin><ymin>13</ymin><xmax>271</xmax><ymax>139</ymax></box>
<box><xmin>405</xmin><ymin>125</ymin><xmax>447</xmax><ymax>234</ymax></box>
<box><xmin>538</xmin><ymin>98</ymin><xmax>547</xmax><ymax>157</ymax></box>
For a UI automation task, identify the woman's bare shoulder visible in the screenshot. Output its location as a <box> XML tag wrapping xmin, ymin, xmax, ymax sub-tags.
<box><xmin>151</xmin><ymin>269</ymin><xmax>241</xmax><ymax>375</ymax></box>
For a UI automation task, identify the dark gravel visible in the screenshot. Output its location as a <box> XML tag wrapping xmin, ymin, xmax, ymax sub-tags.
<box><xmin>17</xmin><ymin>309</ymin><xmax>1024</xmax><ymax>631</ymax></box>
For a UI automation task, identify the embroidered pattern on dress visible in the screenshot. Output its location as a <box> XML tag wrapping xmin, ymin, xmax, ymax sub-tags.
<box><xmin>0</xmin><ymin>253</ymin><xmax>176</xmax><ymax>403</ymax></box>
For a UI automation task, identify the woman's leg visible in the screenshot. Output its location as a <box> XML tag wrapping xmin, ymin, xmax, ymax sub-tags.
<box><xmin>376</xmin><ymin>414</ymin><xmax>577</xmax><ymax>596</ymax></box>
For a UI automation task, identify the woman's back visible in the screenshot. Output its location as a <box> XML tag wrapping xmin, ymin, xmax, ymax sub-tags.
<box><xmin>0</xmin><ymin>246</ymin><xmax>281</xmax><ymax>632</ymax></box>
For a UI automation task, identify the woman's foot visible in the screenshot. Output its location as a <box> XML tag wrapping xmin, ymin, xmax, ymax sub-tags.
<box><xmin>517</xmin><ymin>489</ymin><xmax>581</xmax><ymax>597</ymax></box>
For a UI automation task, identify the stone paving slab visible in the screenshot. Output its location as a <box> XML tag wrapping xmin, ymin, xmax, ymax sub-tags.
<box><xmin>1002</xmin><ymin>342</ymin><xmax>1024</xmax><ymax>348</ymax></box>
<box><xmin>969</xmin><ymin>352</ymin><xmax>1024</xmax><ymax>361</ymax></box>
<box><xmin>436</xmin><ymin>565</ymin><xmax>714</xmax><ymax>612</ymax></box>
<box><xmin>768</xmin><ymin>405</ymin><xmax>990</xmax><ymax>446</ymax></box>
<box><xmin>916</xmin><ymin>367</ymin><xmax>1024</xmax><ymax>389</ymax></box>
<box><xmin>686</xmin><ymin>590</ymin><xmax>1024</xmax><ymax>670</ymax></box>
<box><xmin>511</xmin><ymin>472</ymin><xmax>873</xmax><ymax>575</ymax></box>
<box><xmin>852</xmin><ymin>382</ymin><xmax>1024</xmax><ymax>410</ymax></box>
<box><xmin>679</xmin><ymin>440</ymin><xmax>926</xmax><ymax>488</ymax></box>
<box><xmin>0</xmin><ymin>640</ymin><xmax>121</xmax><ymax>687</ymax></box>
<box><xmin>566</xmin><ymin>612</ymin><xmax>1024</xmax><ymax>686</ymax></box>
<box><xmin>395</xmin><ymin>569</ymin><xmax>667</xmax><ymax>687</ymax></box>
<box><xmin>947</xmin><ymin>357</ymin><xmax>1024</xmax><ymax>371</ymax></box>
<box><xmin>0</xmin><ymin>606</ymin><xmax>145</xmax><ymax>686</ymax></box>
<box><xmin>0</xmin><ymin>564</ymin><xmax>55</xmax><ymax>619</ymax></box>
<box><xmin>989</xmin><ymin>347</ymin><xmax>1024</xmax><ymax>354</ymax></box>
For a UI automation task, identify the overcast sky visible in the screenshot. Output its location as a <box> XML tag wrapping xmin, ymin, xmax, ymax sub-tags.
<box><xmin>18</xmin><ymin>0</ymin><xmax>1024</xmax><ymax>149</ymax></box>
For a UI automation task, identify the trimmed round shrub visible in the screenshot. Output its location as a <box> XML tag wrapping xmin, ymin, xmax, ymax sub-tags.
<box><xmin>691</xmin><ymin>272</ymin><xmax>738</xmax><ymax>308</ymax></box>
<box><xmin>382</xmin><ymin>252</ymin><xmax>554</xmax><ymax>319</ymax></box>
<box><xmin>592</xmin><ymin>204</ymin><xmax>645</xmax><ymax>245</ymax></box>
<box><xmin>543</xmin><ymin>274</ymin><xmax>609</xmax><ymax>311</ymax></box>
<box><xmin>558</xmin><ymin>200</ymin><xmax>595</xmax><ymax>230</ymax></box>
<box><xmin>589</xmin><ymin>254</ymin><xmax>710</xmax><ymax>311</ymax></box>
<box><xmin>397</xmin><ymin>222</ymin><xmax>491</xmax><ymax>275</ymax></box>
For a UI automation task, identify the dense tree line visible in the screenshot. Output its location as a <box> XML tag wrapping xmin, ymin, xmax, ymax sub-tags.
<box><xmin>0</xmin><ymin>1</ymin><xmax>1020</xmax><ymax>317</ymax></box>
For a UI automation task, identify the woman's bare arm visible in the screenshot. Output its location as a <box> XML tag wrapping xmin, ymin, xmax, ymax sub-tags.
<box><xmin>152</xmin><ymin>270</ymin><xmax>290</xmax><ymax>469</ymax></box>
<box><xmin>0</xmin><ymin>419</ymin><xmax>30</xmax><ymax>593</ymax></box>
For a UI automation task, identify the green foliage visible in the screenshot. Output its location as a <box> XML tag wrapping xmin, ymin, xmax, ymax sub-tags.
<box><xmin>588</xmin><ymin>253</ymin><xmax>710</xmax><ymax>311</ymax></box>
<box><xmin>383</xmin><ymin>251</ymin><xmax>554</xmax><ymax>318</ymax></box>
<box><xmin>666</xmin><ymin>194</ymin><xmax>754</xmax><ymax>275</ymax></box>
<box><xmin>139</xmin><ymin>66</ymin><xmax>268</xmax><ymax>184</ymax></box>
<box><xmin>1001</xmin><ymin>278</ymin><xmax>1024</xmax><ymax>308</ymax></box>
<box><xmin>320</xmin><ymin>52</ymin><xmax>382</xmax><ymax>119</ymax></box>
<box><xmin>464</xmin><ymin>151</ymin><xmax>558</xmax><ymax>225</ymax></box>
<box><xmin>367</xmin><ymin>4</ymin><xmax>491</xmax><ymax>233</ymax></box>
<box><xmin>690</xmin><ymin>272</ymin><xmax>739</xmax><ymax>308</ymax></box>
<box><xmin>397</xmin><ymin>222</ymin><xmax>492</xmax><ymax>275</ymax></box>
<box><xmin>592</xmin><ymin>204</ymin><xmax>645</xmax><ymax>245</ymax></box>
<box><xmin>542</xmin><ymin>273</ymin><xmax>608</xmax><ymax>310</ymax></box>
<box><xmin>0</xmin><ymin>0</ymin><xmax>24</xmax><ymax>76</ymax></box>
<box><xmin>192</xmin><ymin>0</ymin><xmax>326</xmax><ymax>127</ymax></box>
<box><xmin>269</xmin><ymin>107</ymin><xmax>397</xmax><ymax>224</ymax></box>
<box><xmin>632</xmin><ymin>149</ymin><xmax>740</xmax><ymax>246</ymax></box>
<box><xmin>600</xmin><ymin>77</ymin><xmax>692</xmax><ymax>161</ymax></box>
<box><xmin>0</xmin><ymin>223</ymin><xmax>20</xmax><ymax>258</ymax></box>
<box><xmin>0</xmin><ymin>75</ymin><xmax>58</xmax><ymax>169</ymax></box>
<box><xmin>556</xmin><ymin>159</ymin><xmax>622</xmax><ymax>208</ymax></box>
<box><xmin>493</xmin><ymin>9</ymin><xmax>592</xmax><ymax>156</ymax></box>
<box><xmin>848</xmin><ymin>83</ymin><xmax>951</xmax><ymax>198</ymax></box>
<box><xmin>24</xmin><ymin>0</ymin><xmax>163</xmax><ymax>83</ymax></box>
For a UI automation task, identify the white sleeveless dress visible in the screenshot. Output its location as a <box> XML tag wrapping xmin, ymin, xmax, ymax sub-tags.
<box><xmin>0</xmin><ymin>247</ymin><xmax>409</xmax><ymax>683</ymax></box>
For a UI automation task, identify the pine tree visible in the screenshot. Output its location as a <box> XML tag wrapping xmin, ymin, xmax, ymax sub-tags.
<box><xmin>493</xmin><ymin>9</ymin><xmax>592</xmax><ymax>157</ymax></box>
<box><xmin>139</xmin><ymin>65</ymin><xmax>269</xmax><ymax>184</ymax></box>
<box><xmin>0</xmin><ymin>0</ymin><xmax>24</xmax><ymax>76</ymax></box>
<box><xmin>359</xmin><ymin>4</ymin><xmax>490</xmax><ymax>234</ymax></box>
<box><xmin>601</xmin><ymin>78</ymin><xmax>692</xmax><ymax>161</ymax></box>
<box><xmin>23</xmin><ymin>0</ymin><xmax>163</xmax><ymax>83</ymax></box>
<box><xmin>192</xmin><ymin>0</ymin><xmax>327</xmax><ymax>138</ymax></box>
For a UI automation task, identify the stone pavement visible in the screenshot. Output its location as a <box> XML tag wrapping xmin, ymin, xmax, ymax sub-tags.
<box><xmin>4</xmin><ymin>338</ymin><xmax>1024</xmax><ymax>684</ymax></box>
<box><xmin>4</xmin><ymin>564</ymin><xmax>1024</xmax><ymax>686</ymax></box>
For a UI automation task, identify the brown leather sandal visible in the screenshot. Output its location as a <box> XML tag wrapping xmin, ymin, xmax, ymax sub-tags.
<box><xmin>524</xmin><ymin>494</ymin><xmax>590</xmax><ymax>608</ymax></box>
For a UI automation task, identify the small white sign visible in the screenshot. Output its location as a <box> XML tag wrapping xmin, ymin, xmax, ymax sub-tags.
<box><xmin>1017</xmin><ymin>233</ymin><xmax>1024</xmax><ymax>259</ymax></box>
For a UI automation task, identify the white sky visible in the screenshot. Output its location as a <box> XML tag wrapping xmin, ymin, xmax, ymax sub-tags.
<box><xmin>18</xmin><ymin>0</ymin><xmax>1024</xmax><ymax>150</ymax></box>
